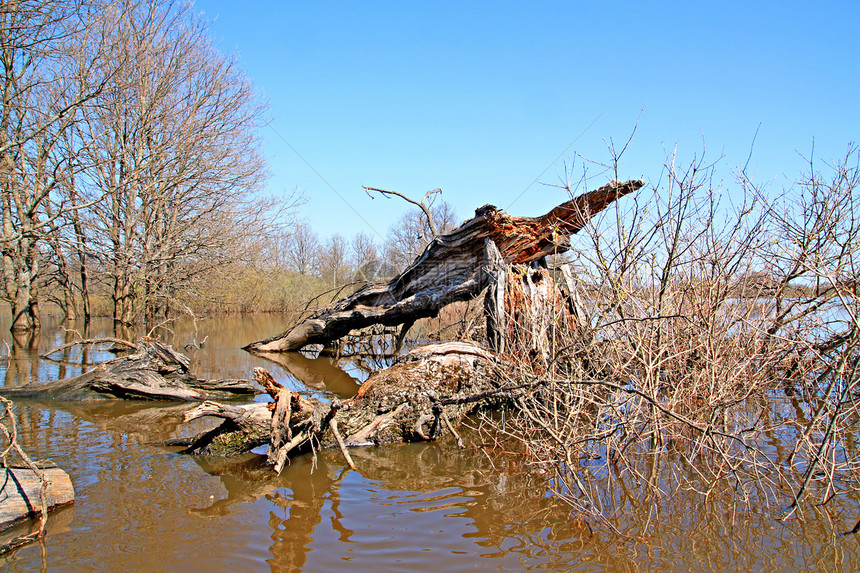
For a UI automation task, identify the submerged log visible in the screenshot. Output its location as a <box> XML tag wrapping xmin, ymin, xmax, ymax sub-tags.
<box><xmin>245</xmin><ymin>179</ymin><xmax>643</xmax><ymax>352</ymax></box>
<box><xmin>0</xmin><ymin>339</ymin><xmax>257</xmax><ymax>401</ymax></box>
<box><xmin>176</xmin><ymin>342</ymin><xmax>504</xmax><ymax>465</ymax></box>
<box><xmin>0</xmin><ymin>464</ymin><xmax>74</xmax><ymax>532</ymax></box>
<box><xmin>178</xmin><ymin>401</ymin><xmax>273</xmax><ymax>456</ymax></box>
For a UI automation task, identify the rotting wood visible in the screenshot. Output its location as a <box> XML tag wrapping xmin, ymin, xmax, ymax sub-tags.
<box><xmin>268</xmin><ymin>380</ymin><xmax>294</xmax><ymax>472</ymax></box>
<box><xmin>175</xmin><ymin>181</ymin><xmax>641</xmax><ymax>468</ymax></box>
<box><xmin>172</xmin><ymin>265</ymin><xmax>592</xmax><ymax>465</ymax></box>
<box><xmin>179</xmin><ymin>401</ymin><xmax>273</xmax><ymax>456</ymax></box>
<box><xmin>496</xmin><ymin>263</ymin><xmax>576</xmax><ymax>365</ymax></box>
<box><xmin>175</xmin><ymin>342</ymin><xmax>505</xmax><ymax>460</ymax></box>
<box><xmin>0</xmin><ymin>338</ymin><xmax>257</xmax><ymax>401</ymax></box>
<box><xmin>245</xmin><ymin>179</ymin><xmax>643</xmax><ymax>353</ymax></box>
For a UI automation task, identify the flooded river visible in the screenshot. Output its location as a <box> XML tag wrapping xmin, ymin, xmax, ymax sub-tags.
<box><xmin>1</xmin><ymin>314</ymin><xmax>859</xmax><ymax>571</ymax></box>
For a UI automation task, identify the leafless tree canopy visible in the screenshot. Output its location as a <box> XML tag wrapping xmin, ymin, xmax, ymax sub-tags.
<box><xmin>0</xmin><ymin>0</ymin><xmax>109</xmax><ymax>331</ymax></box>
<box><xmin>382</xmin><ymin>197</ymin><xmax>458</xmax><ymax>272</ymax></box>
<box><xmin>1</xmin><ymin>0</ymin><xmax>279</xmax><ymax>330</ymax></box>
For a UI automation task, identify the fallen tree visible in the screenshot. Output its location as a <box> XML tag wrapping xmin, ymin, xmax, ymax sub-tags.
<box><xmin>176</xmin><ymin>266</ymin><xmax>585</xmax><ymax>466</ymax></box>
<box><xmin>176</xmin><ymin>342</ymin><xmax>503</xmax><ymax>470</ymax></box>
<box><xmin>173</xmin><ymin>181</ymin><xmax>641</xmax><ymax>471</ymax></box>
<box><xmin>0</xmin><ymin>338</ymin><xmax>256</xmax><ymax>401</ymax></box>
<box><xmin>245</xmin><ymin>179</ymin><xmax>643</xmax><ymax>353</ymax></box>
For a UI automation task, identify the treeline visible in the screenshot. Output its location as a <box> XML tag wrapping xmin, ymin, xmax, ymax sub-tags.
<box><xmin>1</xmin><ymin>0</ymin><xmax>272</xmax><ymax>331</ymax></box>
<box><xmin>208</xmin><ymin>199</ymin><xmax>458</xmax><ymax>317</ymax></box>
<box><xmin>0</xmin><ymin>0</ymin><xmax>454</xmax><ymax>332</ymax></box>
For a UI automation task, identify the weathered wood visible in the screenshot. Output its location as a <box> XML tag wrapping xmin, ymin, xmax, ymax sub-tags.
<box><xmin>338</xmin><ymin>341</ymin><xmax>498</xmax><ymax>444</ymax></box>
<box><xmin>179</xmin><ymin>401</ymin><xmax>273</xmax><ymax>455</ymax></box>
<box><xmin>0</xmin><ymin>339</ymin><xmax>257</xmax><ymax>401</ymax></box>
<box><xmin>269</xmin><ymin>382</ymin><xmax>294</xmax><ymax>472</ymax></box>
<box><xmin>177</xmin><ymin>182</ymin><xmax>641</xmax><ymax>467</ymax></box>
<box><xmin>177</xmin><ymin>342</ymin><xmax>504</xmax><ymax>462</ymax></box>
<box><xmin>329</xmin><ymin>418</ymin><xmax>357</xmax><ymax>470</ymax></box>
<box><xmin>483</xmin><ymin>239</ymin><xmax>507</xmax><ymax>353</ymax></box>
<box><xmin>501</xmin><ymin>263</ymin><xmax>576</xmax><ymax>365</ymax></box>
<box><xmin>245</xmin><ymin>179</ymin><xmax>643</xmax><ymax>352</ymax></box>
<box><xmin>0</xmin><ymin>467</ymin><xmax>74</xmax><ymax>532</ymax></box>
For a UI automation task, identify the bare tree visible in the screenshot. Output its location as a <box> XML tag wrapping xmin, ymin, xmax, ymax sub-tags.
<box><xmin>319</xmin><ymin>233</ymin><xmax>348</xmax><ymax>288</ymax></box>
<box><xmin>382</xmin><ymin>199</ymin><xmax>457</xmax><ymax>273</ymax></box>
<box><xmin>69</xmin><ymin>0</ymin><xmax>271</xmax><ymax>325</ymax></box>
<box><xmin>0</xmin><ymin>0</ymin><xmax>111</xmax><ymax>332</ymax></box>
<box><xmin>285</xmin><ymin>221</ymin><xmax>321</xmax><ymax>275</ymax></box>
<box><xmin>349</xmin><ymin>231</ymin><xmax>380</xmax><ymax>282</ymax></box>
<box><xmin>487</xmin><ymin>143</ymin><xmax>860</xmax><ymax>536</ymax></box>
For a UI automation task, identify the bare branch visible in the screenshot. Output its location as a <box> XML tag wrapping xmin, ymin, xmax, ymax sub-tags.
<box><xmin>363</xmin><ymin>185</ymin><xmax>441</xmax><ymax>238</ymax></box>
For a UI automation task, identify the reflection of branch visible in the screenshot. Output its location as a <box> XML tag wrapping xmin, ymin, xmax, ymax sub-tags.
<box><xmin>40</xmin><ymin>337</ymin><xmax>136</xmax><ymax>359</ymax></box>
<box><xmin>363</xmin><ymin>186</ymin><xmax>441</xmax><ymax>238</ymax></box>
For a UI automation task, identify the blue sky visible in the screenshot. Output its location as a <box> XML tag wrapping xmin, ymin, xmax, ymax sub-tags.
<box><xmin>195</xmin><ymin>1</ymin><xmax>859</xmax><ymax>241</ymax></box>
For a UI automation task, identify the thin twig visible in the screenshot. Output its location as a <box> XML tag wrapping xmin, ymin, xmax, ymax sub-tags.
<box><xmin>329</xmin><ymin>419</ymin><xmax>357</xmax><ymax>470</ymax></box>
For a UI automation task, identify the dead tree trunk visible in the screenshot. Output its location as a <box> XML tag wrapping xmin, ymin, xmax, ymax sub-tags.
<box><xmin>245</xmin><ymin>179</ymin><xmax>643</xmax><ymax>352</ymax></box>
<box><xmin>0</xmin><ymin>339</ymin><xmax>257</xmax><ymax>401</ymax></box>
<box><xmin>485</xmin><ymin>261</ymin><xmax>577</xmax><ymax>364</ymax></box>
<box><xmin>179</xmin><ymin>181</ymin><xmax>641</xmax><ymax>470</ymax></box>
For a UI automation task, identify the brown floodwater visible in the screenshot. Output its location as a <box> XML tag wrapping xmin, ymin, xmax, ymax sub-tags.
<box><xmin>0</xmin><ymin>313</ymin><xmax>859</xmax><ymax>571</ymax></box>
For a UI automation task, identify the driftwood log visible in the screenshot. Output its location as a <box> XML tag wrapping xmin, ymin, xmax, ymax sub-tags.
<box><xmin>0</xmin><ymin>339</ymin><xmax>256</xmax><ymax>401</ymax></box>
<box><xmin>176</xmin><ymin>342</ymin><xmax>503</xmax><ymax>466</ymax></box>
<box><xmin>245</xmin><ymin>179</ymin><xmax>643</xmax><ymax>352</ymax></box>
<box><xmin>0</xmin><ymin>464</ymin><xmax>74</xmax><ymax>532</ymax></box>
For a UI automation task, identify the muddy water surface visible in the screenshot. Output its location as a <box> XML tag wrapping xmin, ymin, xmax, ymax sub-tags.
<box><xmin>0</xmin><ymin>314</ymin><xmax>858</xmax><ymax>571</ymax></box>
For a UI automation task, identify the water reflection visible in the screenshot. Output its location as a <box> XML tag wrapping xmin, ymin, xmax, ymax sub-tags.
<box><xmin>184</xmin><ymin>440</ymin><xmax>593</xmax><ymax>571</ymax></box>
<box><xmin>251</xmin><ymin>351</ymin><xmax>360</xmax><ymax>398</ymax></box>
<box><xmin>0</xmin><ymin>314</ymin><xmax>358</xmax><ymax>398</ymax></box>
<box><xmin>49</xmin><ymin>400</ymin><xmax>202</xmax><ymax>442</ymax></box>
<box><xmin>5</xmin><ymin>330</ymin><xmax>40</xmax><ymax>388</ymax></box>
<box><xmin>0</xmin><ymin>314</ymin><xmax>859</xmax><ymax>571</ymax></box>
